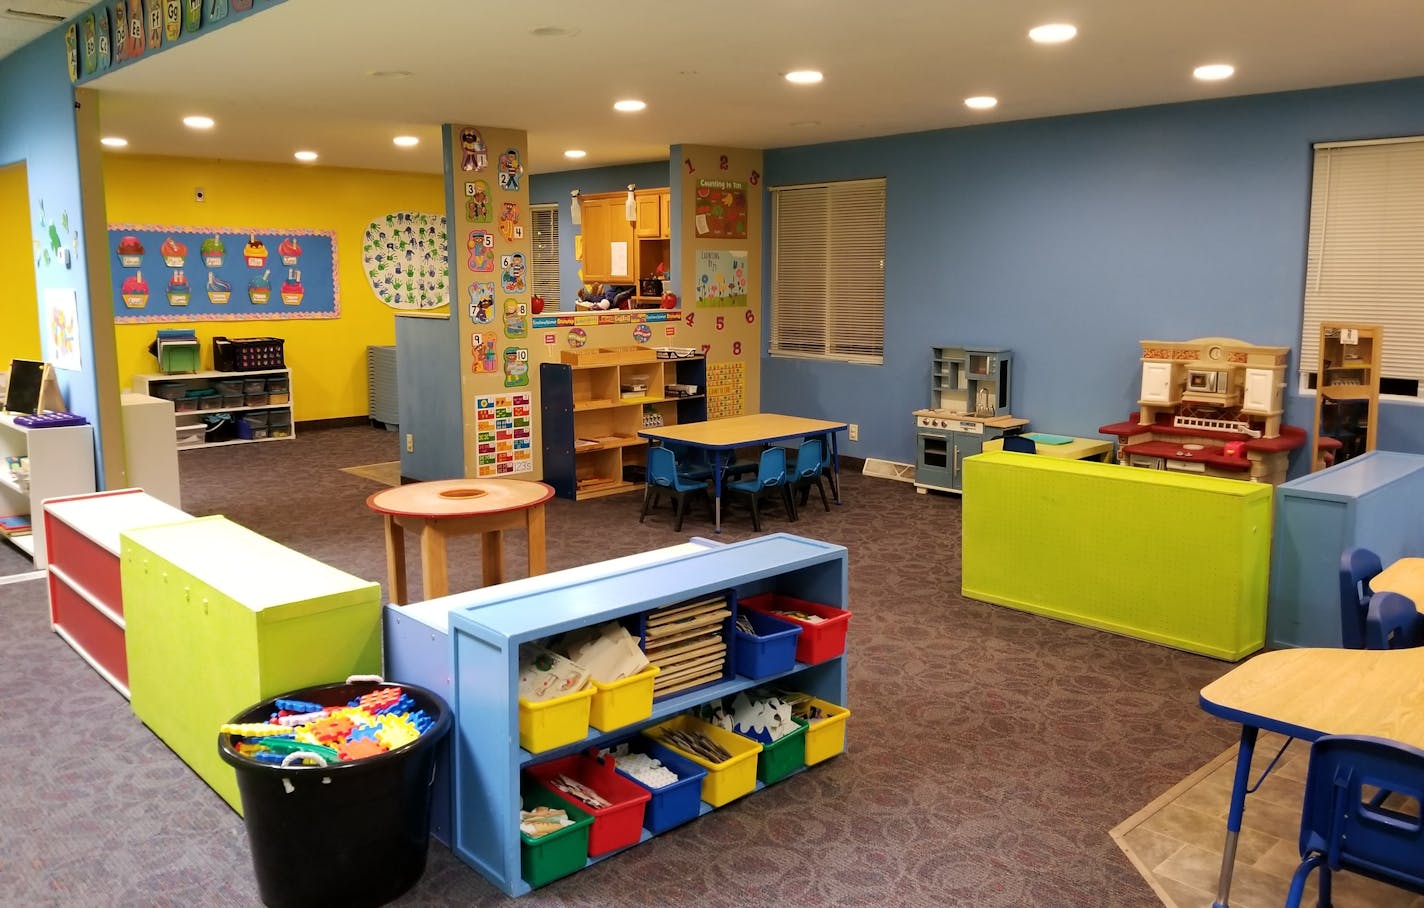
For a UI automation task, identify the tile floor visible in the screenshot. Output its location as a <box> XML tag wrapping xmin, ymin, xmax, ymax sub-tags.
<box><xmin>1113</xmin><ymin>732</ymin><xmax>1424</xmax><ymax>908</ymax></box>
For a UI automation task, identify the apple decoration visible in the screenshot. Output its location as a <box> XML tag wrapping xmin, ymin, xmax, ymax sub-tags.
<box><xmin>530</xmin><ymin>294</ymin><xmax>545</xmax><ymax>314</ymax></box>
<box><xmin>661</xmin><ymin>292</ymin><xmax>678</xmax><ymax>309</ymax></box>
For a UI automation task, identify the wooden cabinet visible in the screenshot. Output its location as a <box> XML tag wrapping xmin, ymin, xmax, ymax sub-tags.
<box><xmin>439</xmin><ymin>532</ymin><xmax>850</xmax><ymax>896</ymax></box>
<box><xmin>1312</xmin><ymin>323</ymin><xmax>1382</xmax><ymax>472</ymax></box>
<box><xmin>634</xmin><ymin>190</ymin><xmax>666</xmax><ymax>238</ymax></box>
<box><xmin>133</xmin><ymin>368</ymin><xmax>294</xmax><ymax>448</ymax></box>
<box><xmin>0</xmin><ymin>412</ymin><xmax>96</xmax><ymax>568</ymax></box>
<box><xmin>540</xmin><ymin>351</ymin><xmax>707</xmax><ymax>500</ymax></box>
<box><xmin>579</xmin><ymin>194</ymin><xmax>636</xmax><ymax>283</ymax></box>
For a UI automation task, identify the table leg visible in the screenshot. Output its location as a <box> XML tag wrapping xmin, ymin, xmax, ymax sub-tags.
<box><xmin>830</xmin><ymin>433</ymin><xmax>843</xmax><ymax>504</ymax></box>
<box><xmin>526</xmin><ymin>504</ymin><xmax>547</xmax><ymax>577</ymax></box>
<box><xmin>1213</xmin><ymin>724</ymin><xmax>1259</xmax><ymax>908</ymax></box>
<box><xmin>384</xmin><ymin>514</ymin><xmax>407</xmax><ymax>605</ymax></box>
<box><xmin>420</xmin><ymin>521</ymin><xmax>449</xmax><ymax>601</ymax></box>
<box><xmin>482</xmin><ymin>529</ymin><xmax>505</xmax><ymax>587</ymax></box>
<box><xmin>712</xmin><ymin>451</ymin><xmax>725</xmax><ymax>533</ymax></box>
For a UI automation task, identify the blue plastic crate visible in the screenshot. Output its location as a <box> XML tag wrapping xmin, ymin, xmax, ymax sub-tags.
<box><xmin>613</xmin><ymin>739</ymin><xmax>708</xmax><ymax>835</ymax></box>
<box><xmin>731</xmin><ymin>610</ymin><xmax>802</xmax><ymax>680</ymax></box>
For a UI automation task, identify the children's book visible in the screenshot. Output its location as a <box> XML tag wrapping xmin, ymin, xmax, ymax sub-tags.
<box><xmin>0</xmin><ymin>514</ymin><xmax>32</xmax><ymax>536</ymax></box>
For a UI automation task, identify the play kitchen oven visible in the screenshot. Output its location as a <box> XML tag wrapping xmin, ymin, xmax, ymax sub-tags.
<box><xmin>914</xmin><ymin>412</ymin><xmax>996</xmax><ymax>494</ymax></box>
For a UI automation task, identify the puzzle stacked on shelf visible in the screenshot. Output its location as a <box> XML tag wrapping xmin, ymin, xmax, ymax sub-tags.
<box><xmin>220</xmin><ymin>687</ymin><xmax>438</xmax><ymax>765</ymax></box>
<box><xmin>642</xmin><ymin>593</ymin><xmax>733</xmax><ymax>697</ymax></box>
<box><xmin>698</xmin><ymin>689</ymin><xmax>810</xmax><ymax>785</ymax></box>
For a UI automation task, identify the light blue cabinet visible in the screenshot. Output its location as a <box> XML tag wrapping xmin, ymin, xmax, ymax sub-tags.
<box><xmin>1269</xmin><ymin>451</ymin><xmax>1424</xmax><ymax>647</ymax></box>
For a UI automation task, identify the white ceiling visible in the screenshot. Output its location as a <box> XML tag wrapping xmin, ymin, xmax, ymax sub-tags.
<box><xmin>8</xmin><ymin>0</ymin><xmax>1424</xmax><ymax>175</ymax></box>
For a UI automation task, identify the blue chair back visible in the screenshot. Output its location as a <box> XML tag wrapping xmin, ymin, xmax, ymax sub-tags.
<box><xmin>647</xmin><ymin>445</ymin><xmax>678</xmax><ymax>489</ymax></box>
<box><xmin>794</xmin><ymin>438</ymin><xmax>823</xmax><ymax>480</ymax></box>
<box><xmin>756</xmin><ymin>446</ymin><xmax>788</xmax><ymax>489</ymax></box>
<box><xmin>1001</xmin><ymin>435</ymin><xmax>1036</xmax><ymax>454</ymax></box>
<box><xmin>1366</xmin><ymin>592</ymin><xmax>1424</xmax><ymax>650</ymax></box>
<box><xmin>1340</xmin><ymin>547</ymin><xmax>1384</xmax><ymax>649</ymax></box>
<box><xmin>1286</xmin><ymin>735</ymin><xmax>1424</xmax><ymax>906</ymax></box>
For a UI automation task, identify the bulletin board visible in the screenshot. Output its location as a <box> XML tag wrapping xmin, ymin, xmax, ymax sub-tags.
<box><xmin>109</xmin><ymin>224</ymin><xmax>339</xmax><ymax>323</ymax></box>
<box><xmin>474</xmin><ymin>392</ymin><xmax>534</xmax><ymax>477</ymax></box>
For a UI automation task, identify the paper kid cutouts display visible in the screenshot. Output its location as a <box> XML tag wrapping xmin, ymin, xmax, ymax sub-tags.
<box><xmin>503</xmin><ymin>298</ymin><xmax>527</xmax><ymax>338</ymax></box>
<box><xmin>248</xmin><ymin>269</ymin><xmax>272</xmax><ymax>304</ymax></box>
<box><xmin>144</xmin><ymin>0</ymin><xmax>162</xmax><ymax>49</ymax></box>
<box><xmin>64</xmin><ymin>25</ymin><xmax>78</xmax><ymax>81</ymax></box>
<box><xmin>96</xmin><ymin>8</ymin><xmax>111</xmax><ymax>71</ymax></box>
<box><xmin>472</xmin><ymin>332</ymin><xmax>498</xmax><ymax>373</ymax></box>
<box><xmin>467</xmin><ymin>230</ymin><xmax>495</xmax><ymax>272</ymax></box>
<box><xmin>166</xmin><ymin>270</ymin><xmax>191</xmax><ymax>306</ymax></box>
<box><xmin>184</xmin><ymin>0</ymin><xmax>201</xmax><ymax>32</ymax></box>
<box><xmin>81</xmin><ymin>14</ymin><xmax>97</xmax><ymax>75</ymax></box>
<box><xmin>111</xmin><ymin>1</ymin><xmax>127</xmax><ymax>63</ymax></box>
<box><xmin>497</xmin><ymin>202</ymin><xmax>520</xmax><ymax>242</ymax></box>
<box><xmin>163</xmin><ymin>0</ymin><xmax>181</xmax><ymax>42</ymax></box>
<box><xmin>497</xmin><ymin>149</ymin><xmax>523</xmax><ymax>190</ymax></box>
<box><xmin>503</xmin><ymin>347</ymin><xmax>529</xmax><ymax>388</ymax></box>
<box><xmin>465</xmin><ymin>180</ymin><xmax>491</xmax><ymax>223</ymax></box>
<box><xmin>364</xmin><ymin>212</ymin><xmax>448</xmax><ymax>312</ymax></box>
<box><xmin>500</xmin><ymin>253</ymin><xmax>526</xmax><ymax>293</ymax></box>
<box><xmin>207</xmin><ymin>0</ymin><xmax>228</xmax><ymax>24</ymax></box>
<box><xmin>460</xmin><ymin>128</ymin><xmax>488</xmax><ymax>172</ymax></box>
<box><xmin>468</xmin><ymin>282</ymin><xmax>495</xmax><ymax>324</ymax></box>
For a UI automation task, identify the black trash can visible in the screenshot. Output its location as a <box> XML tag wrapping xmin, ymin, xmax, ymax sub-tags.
<box><xmin>218</xmin><ymin>678</ymin><xmax>451</xmax><ymax>908</ymax></box>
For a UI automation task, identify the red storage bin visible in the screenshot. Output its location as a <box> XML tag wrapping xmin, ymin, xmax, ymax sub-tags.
<box><xmin>526</xmin><ymin>753</ymin><xmax>651</xmax><ymax>857</ymax></box>
<box><xmin>739</xmin><ymin>594</ymin><xmax>851</xmax><ymax>664</ymax></box>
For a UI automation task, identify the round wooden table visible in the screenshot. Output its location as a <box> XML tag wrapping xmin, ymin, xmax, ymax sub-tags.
<box><xmin>365</xmin><ymin>478</ymin><xmax>554</xmax><ymax>605</ymax></box>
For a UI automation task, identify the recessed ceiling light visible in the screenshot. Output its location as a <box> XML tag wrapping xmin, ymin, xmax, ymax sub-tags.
<box><xmin>964</xmin><ymin>96</ymin><xmax>998</xmax><ymax>110</ymax></box>
<box><xmin>392</xmin><ymin>135</ymin><xmax>419</xmax><ymax>148</ymax></box>
<box><xmin>294</xmin><ymin>150</ymin><xmax>318</xmax><ymax>162</ymax></box>
<box><xmin>790</xmin><ymin>120</ymin><xmax>821</xmax><ymax>128</ymax></box>
<box><xmin>564</xmin><ymin>149</ymin><xmax>587</xmax><ymax>159</ymax></box>
<box><xmin>785</xmin><ymin>70</ymin><xmax>823</xmax><ymax>85</ymax></box>
<box><xmin>1194</xmin><ymin>63</ymin><xmax>1235</xmax><ymax>81</ymax></box>
<box><xmin>182</xmin><ymin>115</ymin><xmax>214</xmax><ymax>129</ymax></box>
<box><xmin>1028</xmin><ymin>23</ymin><xmax>1077</xmax><ymax>44</ymax></box>
<box><xmin>613</xmin><ymin>99</ymin><xmax>646</xmax><ymax>112</ymax></box>
<box><xmin>367</xmin><ymin>70</ymin><xmax>412</xmax><ymax>79</ymax></box>
<box><xmin>100</xmin><ymin>136</ymin><xmax>128</xmax><ymax>148</ymax></box>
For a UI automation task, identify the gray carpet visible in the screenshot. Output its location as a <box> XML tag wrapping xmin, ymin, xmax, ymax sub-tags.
<box><xmin>0</xmin><ymin>425</ymin><xmax>1239</xmax><ymax>906</ymax></box>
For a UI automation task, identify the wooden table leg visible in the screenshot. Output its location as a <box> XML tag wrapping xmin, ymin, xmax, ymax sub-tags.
<box><xmin>526</xmin><ymin>504</ymin><xmax>547</xmax><ymax>577</ymax></box>
<box><xmin>420</xmin><ymin>521</ymin><xmax>449</xmax><ymax>600</ymax></box>
<box><xmin>384</xmin><ymin>514</ymin><xmax>407</xmax><ymax>605</ymax></box>
<box><xmin>482</xmin><ymin>529</ymin><xmax>505</xmax><ymax>587</ymax></box>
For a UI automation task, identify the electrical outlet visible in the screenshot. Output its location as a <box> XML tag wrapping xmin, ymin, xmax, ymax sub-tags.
<box><xmin>405</xmin><ymin>433</ymin><xmax>414</xmax><ymax>453</ymax></box>
<box><xmin>848</xmin><ymin>424</ymin><xmax>859</xmax><ymax>442</ymax></box>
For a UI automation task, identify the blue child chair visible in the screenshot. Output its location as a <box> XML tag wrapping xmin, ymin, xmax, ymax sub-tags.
<box><xmin>639</xmin><ymin>445</ymin><xmax>709</xmax><ymax>532</ymax></box>
<box><xmin>1365</xmin><ymin>591</ymin><xmax>1424</xmax><ymax>650</ymax></box>
<box><xmin>1339</xmin><ymin>547</ymin><xmax>1384</xmax><ymax>649</ymax></box>
<box><xmin>726</xmin><ymin>446</ymin><xmax>792</xmax><ymax>532</ymax></box>
<box><xmin>790</xmin><ymin>437</ymin><xmax>830</xmax><ymax>513</ymax></box>
<box><xmin>1284</xmin><ymin>734</ymin><xmax>1424</xmax><ymax>907</ymax></box>
<box><xmin>1001</xmin><ymin>434</ymin><xmax>1037</xmax><ymax>454</ymax></box>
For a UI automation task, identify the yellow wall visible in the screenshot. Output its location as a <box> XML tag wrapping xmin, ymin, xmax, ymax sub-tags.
<box><xmin>103</xmin><ymin>154</ymin><xmax>445</xmax><ymax>420</ymax></box>
<box><xmin>0</xmin><ymin>162</ymin><xmax>41</xmax><ymax>368</ymax></box>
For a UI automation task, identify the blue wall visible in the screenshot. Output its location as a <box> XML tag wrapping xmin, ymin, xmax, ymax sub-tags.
<box><xmin>0</xmin><ymin>30</ymin><xmax>107</xmax><ymax>475</ymax></box>
<box><xmin>529</xmin><ymin>161</ymin><xmax>670</xmax><ymax>310</ymax></box>
<box><xmin>762</xmin><ymin>77</ymin><xmax>1424</xmax><ymax>472</ymax></box>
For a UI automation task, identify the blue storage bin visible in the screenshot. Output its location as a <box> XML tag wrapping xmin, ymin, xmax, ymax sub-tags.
<box><xmin>613</xmin><ymin>740</ymin><xmax>708</xmax><ymax>835</ymax></box>
<box><xmin>731</xmin><ymin>610</ymin><xmax>802</xmax><ymax>680</ymax></box>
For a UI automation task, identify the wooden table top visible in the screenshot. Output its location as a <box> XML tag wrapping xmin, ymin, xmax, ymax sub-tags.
<box><xmin>1199</xmin><ymin>646</ymin><xmax>1424</xmax><ymax>749</ymax></box>
<box><xmin>640</xmin><ymin>413</ymin><xmax>848</xmax><ymax>449</ymax></box>
<box><xmin>1372</xmin><ymin>557</ymin><xmax>1424</xmax><ymax>603</ymax></box>
<box><xmin>366</xmin><ymin>478</ymin><xmax>553</xmax><ymax>519</ymax></box>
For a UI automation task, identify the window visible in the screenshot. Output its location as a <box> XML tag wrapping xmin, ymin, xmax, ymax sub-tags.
<box><xmin>770</xmin><ymin>178</ymin><xmax>886</xmax><ymax>363</ymax></box>
<box><xmin>530</xmin><ymin>204</ymin><xmax>561</xmax><ymax>307</ymax></box>
<box><xmin>1300</xmin><ymin>136</ymin><xmax>1424</xmax><ymax>397</ymax></box>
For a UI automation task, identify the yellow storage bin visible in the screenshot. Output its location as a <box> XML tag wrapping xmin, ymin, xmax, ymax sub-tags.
<box><xmin>588</xmin><ymin>665</ymin><xmax>660</xmax><ymax>732</ymax></box>
<box><xmin>801</xmin><ymin>697</ymin><xmax>851</xmax><ymax>765</ymax></box>
<box><xmin>644</xmin><ymin>714</ymin><xmax>762</xmax><ymax>807</ymax></box>
<box><xmin>518</xmin><ymin>685</ymin><xmax>595</xmax><ymax>753</ymax></box>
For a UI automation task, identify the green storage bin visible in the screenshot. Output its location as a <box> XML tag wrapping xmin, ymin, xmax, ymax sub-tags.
<box><xmin>755</xmin><ymin>718</ymin><xmax>808</xmax><ymax>784</ymax></box>
<box><xmin>520</xmin><ymin>787</ymin><xmax>593</xmax><ymax>889</ymax></box>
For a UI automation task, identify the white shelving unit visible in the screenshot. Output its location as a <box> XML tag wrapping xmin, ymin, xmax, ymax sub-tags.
<box><xmin>132</xmin><ymin>368</ymin><xmax>295</xmax><ymax>449</ymax></box>
<box><xmin>0</xmin><ymin>413</ymin><xmax>97</xmax><ymax>568</ymax></box>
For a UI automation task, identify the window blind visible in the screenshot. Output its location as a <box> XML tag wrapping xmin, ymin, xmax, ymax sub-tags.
<box><xmin>770</xmin><ymin>178</ymin><xmax>886</xmax><ymax>363</ymax></box>
<box><xmin>530</xmin><ymin>204</ymin><xmax>560</xmax><ymax>305</ymax></box>
<box><xmin>1301</xmin><ymin>136</ymin><xmax>1424</xmax><ymax>389</ymax></box>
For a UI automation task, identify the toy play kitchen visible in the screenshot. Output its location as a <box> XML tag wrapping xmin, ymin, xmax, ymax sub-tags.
<box><xmin>914</xmin><ymin>346</ymin><xmax>1026</xmax><ymax>494</ymax></box>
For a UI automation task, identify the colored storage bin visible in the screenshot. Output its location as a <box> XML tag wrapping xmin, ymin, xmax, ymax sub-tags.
<box><xmin>215</xmin><ymin>379</ymin><xmax>244</xmax><ymax>396</ymax></box>
<box><xmin>588</xmin><ymin>664</ymin><xmax>660</xmax><ymax>732</ymax></box>
<box><xmin>268</xmin><ymin>411</ymin><xmax>292</xmax><ymax>438</ymax></box>
<box><xmin>175</xmin><ymin>424</ymin><xmax>205</xmax><ymax>448</ymax></box>
<box><xmin>731</xmin><ymin>610</ymin><xmax>802</xmax><ymax>679</ymax></box>
<box><xmin>245</xmin><ymin>392</ymin><xmax>271</xmax><ymax>407</ymax></box>
<box><xmin>519</xmin><ymin>685</ymin><xmax>595</xmax><ymax>753</ymax></box>
<box><xmin>526</xmin><ymin>753</ymin><xmax>651</xmax><ymax>857</ymax></box>
<box><xmin>643</xmin><ymin>714</ymin><xmax>762</xmax><ymax>808</ymax></box>
<box><xmin>221</xmin><ymin>392</ymin><xmax>244</xmax><ymax>409</ymax></box>
<box><xmin>520</xmin><ymin>787</ymin><xmax>593</xmax><ymax>889</ymax></box>
<box><xmin>753</xmin><ymin>718</ymin><xmax>808</xmax><ymax>784</ymax></box>
<box><xmin>612</xmin><ymin>739</ymin><xmax>708</xmax><ymax>835</ymax></box>
<box><xmin>801</xmin><ymin>697</ymin><xmax>852</xmax><ymax>765</ymax></box>
<box><xmin>242</xmin><ymin>378</ymin><xmax>267</xmax><ymax>394</ymax></box>
<box><xmin>740</xmin><ymin>593</ymin><xmax>851</xmax><ymax>664</ymax></box>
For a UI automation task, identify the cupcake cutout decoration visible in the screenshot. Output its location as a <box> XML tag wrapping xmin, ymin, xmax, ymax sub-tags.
<box><xmin>121</xmin><ymin>271</ymin><xmax>149</xmax><ymax>308</ymax></box>
<box><xmin>116</xmin><ymin>235</ymin><xmax>144</xmax><ymax>267</ymax></box>
<box><xmin>248</xmin><ymin>270</ymin><xmax>271</xmax><ymax>304</ymax></box>
<box><xmin>207</xmin><ymin>271</ymin><xmax>232</xmax><ymax>304</ymax></box>
<box><xmin>160</xmin><ymin>236</ymin><xmax>187</xmax><ymax>267</ymax></box>
<box><xmin>278</xmin><ymin>237</ymin><xmax>302</xmax><ymax>266</ymax></box>
<box><xmin>243</xmin><ymin>234</ymin><xmax>268</xmax><ymax>268</ymax></box>
<box><xmin>201</xmin><ymin>234</ymin><xmax>225</xmax><ymax>267</ymax></box>
<box><xmin>281</xmin><ymin>269</ymin><xmax>304</xmax><ymax>305</ymax></box>
<box><xmin>166</xmin><ymin>270</ymin><xmax>190</xmax><ymax>306</ymax></box>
